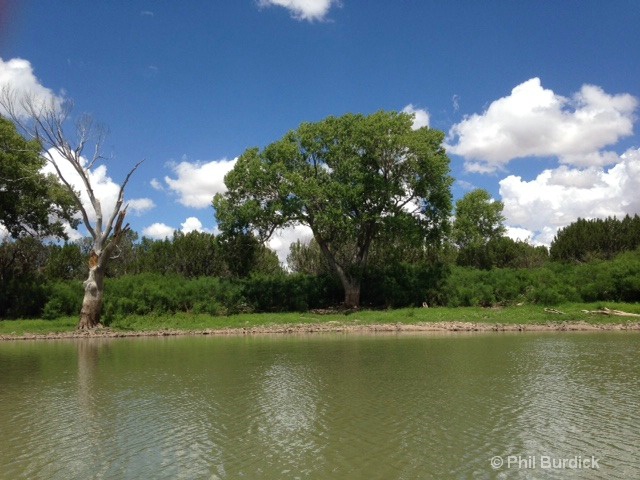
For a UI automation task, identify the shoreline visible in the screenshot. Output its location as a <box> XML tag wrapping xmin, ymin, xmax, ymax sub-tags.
<box><xmin>2</xmin><ymin>320</ymin><xmax>640</xmax><ymax>341</ymax></box>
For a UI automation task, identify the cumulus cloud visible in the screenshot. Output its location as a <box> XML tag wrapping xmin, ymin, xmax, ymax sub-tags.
<box><xmin>142</xmin><ymin>222</ymin><xmax>174</xmax><ymax>240</ymax></box>
<box><xmin>447</xmin><ymin>78</ymin><xmax>638</xmax><ymax>172</ymax></box>
<box><xmin>127</xmin><ymin>198</ymin><xmax>156</xmax><ymax>216</ymax></box>
<box><xmin>504</xmin><ymin>226</ymin><xmax>535</xmax><ymax>243</ymax></box>
<box><xmin>402</xmin><ymin>104</ymin><xmax>430</xmax><ymax>130</ymax></box>
<box><xmin>257</xmin><ymin>0</ymin><xmax>337</xmax><ymax>21</ymax></box>
<box><xmin>0</xmin><ymin>57</ymin><xmax>63</xmax><ymax>118</ymax></box>
<box><xmin>180</xmin><ymin>216</ymin><xmax>215</xmax><ymax>234</ymax></box>
<box><xmin>500</xmin><ymin>148</ymin><xmax>640</xmax><ymax>245</ymax></box>
<box><xmin>267</xmin><ymin>224</ymin><xmax>314</xmax><ymax>265</ymax></box>
<box><xmin>142</xmin><ymin>216</ymin><xmax>216</xmax><ymax>240</ymax></box>
<box><xmin>164</xmin><ymin>158</ymin><xmax>237</xmax><ymax>208</ymax></box>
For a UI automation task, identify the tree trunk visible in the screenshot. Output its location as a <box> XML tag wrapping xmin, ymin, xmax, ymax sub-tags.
<box><xmin>343</xmin><ymin>279</ymin><xmax>361</xmax><ymax>309</ymax></box>
<box><xmin>78</xmin><ymin>253</ymin><xmax>104</xmax><ymax>329</ymax></box>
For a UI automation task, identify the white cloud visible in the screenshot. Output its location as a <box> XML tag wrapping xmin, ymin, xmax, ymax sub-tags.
<box><xmin>452</xmin><ymin>94</ymin><xmax>460</xmax><ymax>112</ymax></box>
<box><xmin>142</xmin><ymin>216</ymin><xmax>216</xmax><ymax>240</ymax></box>
<box><xmin>180</xmin><ymin>216</ymin><xmax>215</xmax><ymax>234</ymax></box>
<box><xmin>455</xmin><ymin>180</ymin><xmax>475</xmax><ymax>191</ymax></box>
<box><xmin>0</xmin><ymin>57</ymin><xmax>63</xmax><ymax>119</ymax></box>
<box><xmin>447</xmin><ymin>78</ymin><xmax>638</xmax><ymax>172</ymax></box>
<box><xmin>150</xmin><ymin>178</ymin><xmax>164</xmax><ymax>191</ymax></box>
<box><xmin>164</xmin><ymin>158</ymin><xmax>237</xmax><ymax>208</ymax></box>
<box><xmin>504</xmin><ymin>226</ymin><xmax>535</xmax><ymax>243</ymax></box>
<box><xmin>257</xmin><ymin>0</ymin><xmax>337</xmax><ymax>21</ymax></box>
<box><xmin>127</xmin><ymin>198</ymin><xmax>155</xmax><ymax>216</ymax></box>
<box><xmin>500</xmin><ymin>148</ymin><xmax>640</xmax><ymax>245</ymax></box>
<box><xmin>402</xmin><ymin>104</ymin><xmax>430</xmax><ymax>130</ymax></box>
<box><xmin>267</xmin><ymin>224</ymin><xmax>314</xmax><ymax>265</ymax></box>
<box><xmin>142</xmin><ymin>222</ymin><xmax>174</xmax><ymax>240</ymax></box>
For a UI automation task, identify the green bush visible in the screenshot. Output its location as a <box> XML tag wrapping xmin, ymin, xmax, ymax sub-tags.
<box><xmin>42</xmin><ymin>281</ymin><xmax>83</xmax><ymax>319</ymax></box>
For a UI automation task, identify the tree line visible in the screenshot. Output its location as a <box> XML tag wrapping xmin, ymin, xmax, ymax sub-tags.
<box><xmin>2</xmin><ymin>212</ymin><xmax>639</xmax><ymax>320</ymax></box>
<box><xmin>2</xmin><ymin>102</ymin><xmax>639</xmax><ymax>325</ymax></box>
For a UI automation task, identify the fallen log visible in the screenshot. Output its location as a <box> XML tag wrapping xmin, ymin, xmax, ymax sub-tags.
<box><xmin>544</xmin><ymin>308</ymin><xmax>565</xmax><ymax>315</ymax></box>
<box><xmin>581</xmin><ymin>307</ymin><xmax>640</xmax><ymax>318</ymax></box>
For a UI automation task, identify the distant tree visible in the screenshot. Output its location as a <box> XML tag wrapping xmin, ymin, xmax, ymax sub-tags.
<box><xmin>0</xmin><ymin>117</ymin><xmax>77</xmax><ymax>239</ymax></box>
<box><xmin>1</xmin><ymin>89</ymin><xmax>142</xmax><ymax>329</ymax></box>
<box><xmin>453</xmin><ymin>189</ymin><xmax>506</xmax><ymax>249</ymax></box>
<box><xmin>457</xmin><ymin>236</ymin><xmax>548</xmax><ymax>270</ymax></box>
<box><xmin>214</xmin><ymin>111</ymin><xmax>452</xmax><ymax>308</ymax></box>
<box><xmin>550</xmin><ymin>215</ymin><xmax>640</xmax><ymax>262</ymax></box>
<box><xmin>171</xmin><ymin>231</ymin><xmax>229</xmax><ymax>278</ymax></box>
<box><xmin>287</xmin><ymin>239</ymin><xmax>330</xmax><ymax>275</ymax></box>
<box><xmin>0</xmin><ymin>237</ymin><xmax>49</xmax><ymax>318</ymax></box>
<box><xmin>104</xmin><ymin>230</ymin><xmax>140</xmax><ymax>277</ymax></box>
<box><xmin>45</xmin><ymin>242</ymin><xmax>86</xmax><ymax>280</ymax></box>
<box><xmin>218</xmin><ymin>232</ymin><xmax>282</xmax><ymax>278</ymax></box>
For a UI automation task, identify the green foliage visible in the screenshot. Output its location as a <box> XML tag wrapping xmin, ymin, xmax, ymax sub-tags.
<box><xmin>0</xmin><ymin>117</ymin><xmax>78</xmax><ymax>239</ymax></box>
<box><xmin>573</xmin><ymin>249</ymin><xmax>640</xmax><ymax>302</ymax></box>
<box><xmin>214</xmin><ymin>111</ymin><xmax>453</xmax><ymax>306</ymax></box>
<box><xmin>550</xmin><ymin>215</ymin><xmax>640</xmax><ymax>262</ymax></box>
<box><xmin>0</xmin><ymin>237</ymin><xmax>50</xmax><ymax>318</ymax></box>
<box><xmin>42</xmin><ymin>281</ymin><xmax>83</xmax><ymax>319</ymax></box>
<box><xmin>100</xmin><ymin>274</ymin><xmax>248</xmax><ymax>324</ymax></box>
<box><xmin>457</xmin><ymin>236</ymin><xmax>549</xmax><ymax>270</ymax></box>
<box><xmin>360</xmin><ymin>262</ymin><xmax>451</xmax><ymax>308</ymax></box>
<box><xmin>443</xmin><ymin>265</ymin><xmax>581</xmax><ymax>307</ymax></box>
<box><xmin>287</xmin><ymin>239</ymin><xmax>330</xmax><ymax>275</ymax></box>
<box><xmin>44</xmin><ymin>243</ymin><xmax>86</xmax><ymax>280</ymax></box>
<box><xmin>453</xmin><ymin>189</ymin><xmax>505</xmax><ymax>250</ymax></box>
<box><xmin>243</xmin><ymin>273</ymin><xmax>342</xmax><ymax>312</ymax></box>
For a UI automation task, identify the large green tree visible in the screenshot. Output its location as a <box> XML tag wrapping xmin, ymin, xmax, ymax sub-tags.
<box><xmin>0</xmin><ymin>117</ymin><xmax>77</xmax><ymax>239</ymax></box>
<box><xmin>214</xmin><ymin>111</ymin><xmax>452</xmax><ymax>308</ymax></box>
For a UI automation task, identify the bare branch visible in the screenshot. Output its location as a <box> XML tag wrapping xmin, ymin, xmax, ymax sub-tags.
<box><xmin>101</xmin><ymin>159</ymin><xmax>144</xmax><ymax>244</ymax></box>
<box><xmin>40</xmin><ymin>147</ymin><xmax>97</xmax><ymax>240</ymax></box>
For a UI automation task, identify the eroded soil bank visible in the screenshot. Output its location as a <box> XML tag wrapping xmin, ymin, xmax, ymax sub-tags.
<box><xmin>2</xmin><ymin>320</ymin><xmax>639</xmax><ymax>341</ymax></box>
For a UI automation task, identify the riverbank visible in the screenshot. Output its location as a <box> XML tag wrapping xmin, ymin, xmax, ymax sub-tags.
<box><xmin>2</xmin><ymin>319</ymin><xmax>640</xmax><ymax>341</ymax></box>
<box><xmin>1</xmin><ymin>303</ymin><xmax>639</xmax><ymax>340</ymax></box>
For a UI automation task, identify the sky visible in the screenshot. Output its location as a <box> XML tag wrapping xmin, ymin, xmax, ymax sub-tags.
<box><xmin>1</xmin><ymin>0</ymin><xmax>639</xmax><ymax>262</ymax></box>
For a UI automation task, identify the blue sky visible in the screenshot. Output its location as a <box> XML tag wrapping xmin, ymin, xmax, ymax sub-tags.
<box><xmin>2</xmin><ymin>0</ymin><xmax>640</xmax><ymax>260</ymax></box>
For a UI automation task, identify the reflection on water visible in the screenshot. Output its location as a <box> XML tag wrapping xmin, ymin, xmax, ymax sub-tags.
<box><xmin>0</xmin><ymin>332</ymin><xmax>639</xmax><ymax>479</ymax></box>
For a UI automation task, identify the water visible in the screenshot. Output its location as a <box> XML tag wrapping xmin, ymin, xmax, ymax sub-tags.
<box><xmin>0</xmin><ymin>332</ymin><xmax>639</xmax><ymax>479</ymax></box>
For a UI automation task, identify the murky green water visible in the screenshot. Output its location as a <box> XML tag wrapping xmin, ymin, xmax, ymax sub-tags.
<box><xmin>0</xmin><ymin>332</ymin><xmax>639</xmax><ymax>479</ymax></box>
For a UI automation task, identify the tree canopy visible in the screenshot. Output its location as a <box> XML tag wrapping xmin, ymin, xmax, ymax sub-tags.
<box><xmin>0</xmin><ymin>117</ymin><xmax>77</xmax><ymax>239</ymax></box>
<box><xmin>214</xmin><ymin>111</ymin><xmax>453</xmax><ymax>307</ymax></box>
<box><xmin>452</xmin><ymin>188</ymin><xmax>505</xmax><ymax>250</ymax></box>
<box><xmin>550</xmin><ymin>215</ymin><xmax>640</xmax><ymax>262</ymax></box>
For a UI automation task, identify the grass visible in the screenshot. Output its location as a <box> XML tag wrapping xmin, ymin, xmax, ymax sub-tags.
<box><xmin>1</xmin><ymin>302</ymin><xmax>639</xmax><ymax>336</ymax></box>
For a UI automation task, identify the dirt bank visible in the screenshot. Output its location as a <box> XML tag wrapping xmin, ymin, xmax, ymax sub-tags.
<box><xmin>2</xmin><ymin>320</ymin><xmax>639</xmax><ymax>341</ymax></box>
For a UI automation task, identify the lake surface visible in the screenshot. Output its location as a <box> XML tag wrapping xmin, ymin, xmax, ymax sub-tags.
<box><xmin>0</xmin><ymin>332</ymin><xmax>639</xmax><ymax>479</ymax></box>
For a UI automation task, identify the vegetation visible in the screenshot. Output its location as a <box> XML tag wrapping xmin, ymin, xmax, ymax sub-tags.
<box><xmin>1</xmin><ymin>107</ymin><xmax>639</xmax><ymax>333</ymax></box>
<box><xmin>2</xmin><ymin>302</ymin><xmax>639</xmax><ymax>337</ymax></box>
<box><xmin>550</xmin><ymin>215</ymin><xmax>640</xmax><ymax>262</ymax></box>
<box><xmin>214</xmin><ymin>111</ymin><xmax>453</xmax><ymax>308</ymax></box>
<box><xmin>1</xmin><ymin>89</ymin><xmax>141</xmax><ymax>329</ymax></box>
<box><xmin>0</xmin><ymin>117</ymin><xmax>77</xmax><ymax>239</ymax></box>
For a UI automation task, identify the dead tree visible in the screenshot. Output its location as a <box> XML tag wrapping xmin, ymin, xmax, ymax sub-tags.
<box><xmin>1</xmin><ymin>87</ymin><xmax>142</xmax><ymax>329</ymax></box>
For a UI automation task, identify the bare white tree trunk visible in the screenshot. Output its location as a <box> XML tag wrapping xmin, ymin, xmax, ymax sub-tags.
<box><xmin>79</xmin><ymin>254</ymin><xmax>104</xmax><ymax>329</ymax></box>
<box><xmin>1</xmin><ymin>88</ymin><xmax>142</xmax><ymax>329</ymax></box>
